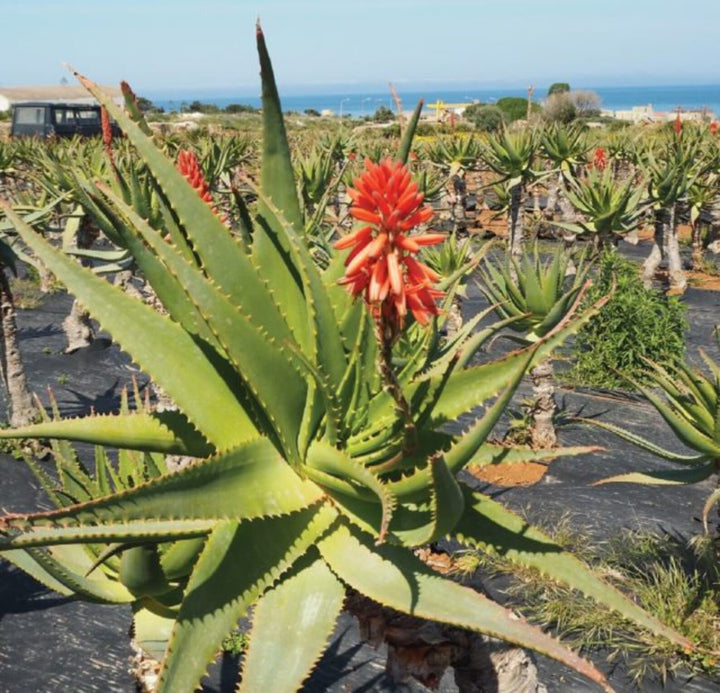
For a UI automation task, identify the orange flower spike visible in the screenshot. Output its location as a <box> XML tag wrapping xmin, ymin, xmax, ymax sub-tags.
<box><xmin>674</xmin><ymin>112</ymin><xmax>682</xmax><ymax>135</ymax></box>
<box><xmin>337</xmin><ymin>157</ymin><xmax>445</xmax><ymax>331</ymax></box>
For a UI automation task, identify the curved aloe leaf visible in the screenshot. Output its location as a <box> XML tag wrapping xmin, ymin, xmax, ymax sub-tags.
<box><xmin>594</xmin><ymin>461</ymin><xmax>716</xmax><ymax>486</ymax></box>
<box><xmin>256</xmin><ymin>21</ymin><xmax>303</xmax><ymax>234</ymax></box>
<box><xmin>0</xmin><ymin>519</ymin><xmax>215</xmax><ymax>550</ymax></box>
<box><xmin>157</xmin><ymin>504</ymin><xmax>336</xmax><ymax>692</ymax></box>
<box><xmin>239</xmin><ymin>555</ymin><xmax>345</xmax><ymax>693</ymax></box>
<box><xmin>0</xmin><ymin>201</ymin><xmax>255</xmax><ymax>450</ymax></box>
<box><xmin>469</xmin><ymin>442</ymin><xmax>603</xmax><ymax>467</ymax></box>
<box><xmin>453</xmin><ymin>489</ymin><xmax>693</xmax><ymax>650</ymax></box>
<box><xmin>573</xmin><ymin>417</ymin><xmax>710</xmax><ymax>464</ymax></box>
<box><xmin>0</xmin><ymin>438</ymin><xmax>322</xmax><ymax>532</ymax></box>
<box><xmin>0</xmin><ymin>411</ymin><xmax>214</xmax><ymax>457</ymax></box>
<box><xmin>428</xmin><ymin>293</ymin><xmax>609</xmax><ymax>425</ymax></box>
<box><xmin>398</xmin><ymin>99</ymin><xmax>424</xmax><ymax>164</ymax></box>
<box><xmin>306</xmin><ymin>441</ymin><xmax>395</xmax><ymax>540</ymax></box>
<box><xmin>72</xmin><ymin>71</ymin><xmax>287</xmax><ymax>319</ymax></box>
<box><xmin>318</xmin><ymin>521</ymin><xmax>612</xmax><ymax>691</ymax></box>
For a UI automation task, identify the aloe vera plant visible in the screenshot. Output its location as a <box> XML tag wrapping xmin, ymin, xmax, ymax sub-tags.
<box><xmin>581</xmin><ymin>346</ymin><xmax>720</xmax><ymax>529</ymax></box>
<box><xmin>0</xmin><ymin>25</ymin><xmax>695</xmax><ymax>693</ymax></box>
<box><xmin>478</xmin><ymin>246</ymin><xmax>594</xmax><ymax>448</ymax></box>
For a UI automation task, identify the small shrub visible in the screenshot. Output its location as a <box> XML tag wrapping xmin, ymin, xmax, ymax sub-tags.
<box><xmin>464</xmin><ymin>104</ymin><xmax>505</xmax><ymax>132</ymax></box>
<box><xmin>567</xmin><ymin>251</ymin><xmax>687</xmax><ymax>389</ymax></box>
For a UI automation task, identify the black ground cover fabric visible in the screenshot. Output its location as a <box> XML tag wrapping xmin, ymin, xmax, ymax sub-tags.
<box><xmin>0</xmin><ymin>267</ymin><xmax>718</xmax><ymax>691</ymax></box>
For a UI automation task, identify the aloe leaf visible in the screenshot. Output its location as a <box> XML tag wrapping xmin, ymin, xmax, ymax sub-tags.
<box><xmin>392</xmin><ymin>456</ymin><xmax>465</xmax><ymax>547</ymax></box>
<box><xmin>2</xmin><ymin>547</ymin><xmax>134</xmax><ymax>602</ymax></box>
<box><xmin>160</xmin><ymin>537</ymin><xmax>207</xmax><ymax>581</ymax></box>
<box><xmin>388</xmin><ymin>363</ymin><xmax>528</xmax><ymax>502</ymax></box>
<box><xmin>1</xmin><ymin>549</ymin><xmax>73</xmax><ymax>596</ymax></box>
<box><xmin>157</xmin><ymin>503</ymin><xmax>336</xmax><ymax>692</ymax></box>
<box><xmin>88</xmin><ymin>184</ymin><xmax>224</xmax><ymax>348</ymax></box>
<box><xmin>453</xmin><ymin>489</ymin><xmax>693</xmax><ymax>650</ymax></box>
<box><xmin>428</xmin><ymin>294</ymin><xmax>608</xmax><ymax>425</ymax></box>
<box><xmin>0</xmin><ymin>519</ymin><xmax>215</xmax><ymax>550</ymax></box>
<box><xmin>573</xmin><ymin>416</ymin><xmax>710</xmax><ymax>464</ymax></box>
<box><xmin>0</xmin><ymin>201</ymin><xmax>253</xmax><ymax>450</ymax></box>
<box><xmin>306</xmin><ymin>441</ymin><xmax>395</xmax><ymax>539</ymax></box>
<box><xmin>594</xmin><ymin>461</ymin><xmax>716</xmax><ymax>486</ymax></box>
<box><xmin>105</xmin><ymin>188</ymin><xmax>308</xmax><ymax>462</ymax></box>
<box><xmin>0</xmin><ymin>438</ymin><xmax>322</xmax><ymax>533</ymax></box>
<box><xmin>633</xmin><ymin>381</ymin><xmax>720</xmax><ymax>457</ymax></box>
<box><xmin>256</xmin><ymin>21</ymin><xmax>303</xmax><ymax>234</ymax></box>
<box><xmin>318</xmin><ymin>522</ymin><xmax>612</xmax><ymax>691</ymax></box>
<box><xmin>72</xmin><ymin>72</ymin><xmax>279</xmax><ymax>313</ymax></box>
<box><xmin>397</xmin><ymin>99</ymin><xmax>424</xmax><ymax>164</ymax></box>
<box><xmin>249</xmin><ymin>188</ymin><xmax>347</xmax><ymax>446</ymax></box>
<box><xmin>0</xmin><ymin>411</ymin><xmax>214</xmax><ymax>457</ymax></box>
<box><xmin>444</xmin><ymin>348</ymin><xmax>533</xmax><ymax>473</ymax></box>
<box><xmin>469</xmin><ymin>442</ymin><xmax>603</xmax><ymax>467</ymax></box>
<box><xmin>239</xmin><ymin>555</ymin><xmax>345</xmax><ymax>693</ymax></box>
<box><xmin>132</xmin><ymin>605</ymin><xmax>175</xmax><ymax>663</ymax></box>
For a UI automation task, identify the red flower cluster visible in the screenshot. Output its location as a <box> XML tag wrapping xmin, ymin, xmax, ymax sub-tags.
<box><xmin>100</xmin><ymin>106</ymin><xmax>113</xmax><ymax>159</ymax></box>
<box><xmin>710</xmin><ymin>121</ymin><xmax>719</xmax><ymax>135</ymax></box>
<box><xmin>335</xmin><ymin>158</ymin><xmax>445</xmax><ymax>331</ymax></box>
<box><xmin>177</xmin><ymin>150</ymin><xmax>214</xmax><ymax>205</ymax></box>
<box><xmin>674</xmin><ymin>112</ymin><xmax>683</xmax><ymax>135</ymax></box>
<box><xmin>592</xmin><ymin>147</ymin><xmax>607</xmax><ymax>171</ymax></box>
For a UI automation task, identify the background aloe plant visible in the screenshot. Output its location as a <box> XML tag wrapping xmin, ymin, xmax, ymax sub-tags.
<box><xmin>0</xmin><ymin>24</ymin><xmax>695</xmax><ymax>693</ymax></box>
<box><xmin>478</xmin><ymin>245</ymin><xmax>594</xmax><ymax>448</ymax></box>
<box><xmin>580</xmin><ymin>343</ymin><xmax>720</xmax><ymax>532</ymax></box>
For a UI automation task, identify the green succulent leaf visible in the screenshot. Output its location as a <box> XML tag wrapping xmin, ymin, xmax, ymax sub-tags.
<box><xmin>0</xmin><ymin>201</ymin><xmax>254</xmax><ymax>450</ymax></box>
<box><xmin>239</xmin><ymin>555</ymin><xmax>345</xmax><ymax>693</ymax></box>
<box><xmin>0</xmin><ymin>438</ymin><xmax>323</xmax><ymax>533</ymax></box>
<box><xmin>318</xmin><ymin>521</ymin><xmax>612</xmax><ymax>691</ymax></box>
<box><xmin>0</xmin><ymin>411</ymin><xmax>214</xmax><ymax>457</ymax></box>
<box><xmin>453</xmin><ymin>489</ymin><xmax>693</xmax><ymax>650</ymax></box>
<box><xmin>157</xmin><ymin>503</ymin><xmax>336</xmax><ymax>692</ymax></box>
<box><xmin>2</xmin><ymin>547</ymin><xmax>134</xmax><ymax>603</ymax></box>
<box><xmin>594</xmin><ymin>460</ymin><xmax>716</xmax><ymax>486</ymax></box>
<box><xmin>573</xmin><ymin>416</ymin><xmax>710</xmax><ymax>464</ymax></box>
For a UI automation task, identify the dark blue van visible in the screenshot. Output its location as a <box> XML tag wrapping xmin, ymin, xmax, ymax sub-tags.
<box><xmin>11</xmin><ymin>102</ymin><xmax>121</xmax><ymax>138</ymax></box>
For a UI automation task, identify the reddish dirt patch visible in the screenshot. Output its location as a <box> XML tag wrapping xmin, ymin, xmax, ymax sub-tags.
<box><xmin>467</xmin><ymin>461</ymin><xmax>548</xmax><ymax>487</ymax></box>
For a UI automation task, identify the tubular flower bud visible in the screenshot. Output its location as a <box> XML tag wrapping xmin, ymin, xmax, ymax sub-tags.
<box><xmin>592</xmin><ymin>147</ymin><xmax>607</xmax><ymax>171</ymax></box>
<box><xmin>100</xmin><ymin>106</ymin><xmax>113</xmax><ymax>159</ymax></box>
<box><xmin>674</xmin><ymin>112</ymin><xmax>682</xmax><ymax>135</ymax></box>
<box><xmin>176</xmin><ymin>149</ymin><xmax>226</xmax><ymax>223</ymax></box>
<box><xmin>334</xmin><ymin>158</ymin><xmax>445</xmax><ymax>333</ymax></box>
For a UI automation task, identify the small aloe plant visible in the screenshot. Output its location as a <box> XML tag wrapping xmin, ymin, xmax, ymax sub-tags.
<box><xmin>0</xmin><ymin>24</ymin><xmax>694</xmax><ymax>693</ymax></box>
<box><xmin>478</xmin><ymin>245</ymin><xmax>594</xmax><ymax>448</ymax></box>
<box><xmin>581</xmin><ymin>346</ymin><xmax>720</xmax><ymax>529</ymax></box>
<box><xmin>563</xmin><ymin>167</ymin><xmax>647</xmax><ymax>251</ymax></box>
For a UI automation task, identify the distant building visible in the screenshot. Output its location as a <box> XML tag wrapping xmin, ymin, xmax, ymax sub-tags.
<box><xmin>601</xmin><ymin>103</ymin><xmax>716</xmax><ymax>123</ymax></box>
<box><xmin>0</xmin><ymin>85</ymin><xmax>123</xmax><ymax>112</ymax></box>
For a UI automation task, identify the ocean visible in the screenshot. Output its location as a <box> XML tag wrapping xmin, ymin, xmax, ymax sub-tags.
<box><xmin>146</xmin><ymin>84</ymin><xmax>720</xmax><ymax>119</ymax></box>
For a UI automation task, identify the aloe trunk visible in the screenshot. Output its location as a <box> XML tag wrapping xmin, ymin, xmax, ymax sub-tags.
<box><xmin>63</xmin><ymin>299</ymin><xmax>95</xmax><ymax>353</ymax></box>
<box><xmin>690</xmin><ymin>218</ymin><xmax>704</xmax><ymax>270</ymax></box>
<box><xmin>0</xmin><ymin>269</ymin><xmax>37</xmax><ymax>427</ymax></box>
<box><xmin>643</xmin><ymin>205</ymin><xmax>686</xmax><ymax>291</ymax></box>
<box><xmin>528</xmin><ymin>357</ymin><xmax>557</xmax><ymax>449</ymax></box>
<box><xmin>508</xmin><ymin>183</ymin><xmax>524</xmax><ymax>260</ymax></box>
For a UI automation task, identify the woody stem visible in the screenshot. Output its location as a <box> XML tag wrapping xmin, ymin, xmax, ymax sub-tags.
<box><xmin>375</xmin><ymin>321</ymin><xmax>417</xmax><ymax>460</ymax></box>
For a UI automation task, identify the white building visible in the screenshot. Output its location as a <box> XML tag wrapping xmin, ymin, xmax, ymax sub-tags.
<box><xmin>0</xmin><ymin>85</ymin><xmax>123</xmax><ymax>112</ymax></box>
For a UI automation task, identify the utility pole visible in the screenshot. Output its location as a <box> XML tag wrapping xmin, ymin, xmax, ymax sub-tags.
<box><xmin>527</xmin><ymin>85</ymin><xmax>534</xmax><ymax>121</ymax></box>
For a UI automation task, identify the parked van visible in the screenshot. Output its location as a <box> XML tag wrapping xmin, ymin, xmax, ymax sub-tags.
<box><xmin>11</xmin><ymin>102</ymin><xmax>121</xmax><ymax>138</ymax></box>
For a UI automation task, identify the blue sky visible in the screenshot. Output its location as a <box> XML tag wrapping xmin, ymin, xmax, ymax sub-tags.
<box><xmin>1</xmin><ymin>0</ymin><xmax>718</xmax><ymax>93</ymax></box>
